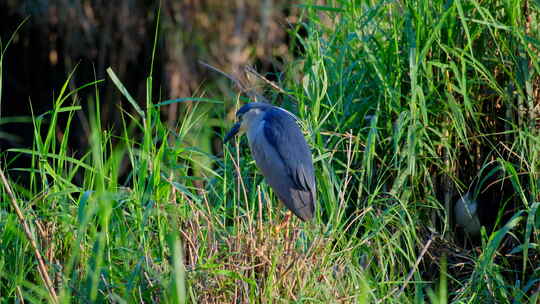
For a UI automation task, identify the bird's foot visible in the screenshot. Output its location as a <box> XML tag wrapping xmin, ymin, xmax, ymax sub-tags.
<box><xmin>272</xmin><ymin>212</ymin><xmax>292</xmax><ymax>235</ymax></box>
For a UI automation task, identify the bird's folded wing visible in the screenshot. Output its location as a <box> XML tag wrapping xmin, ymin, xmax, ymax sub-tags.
<box><xmin>262</xmin><ymin>108</ymin><xmax>316</xmax><ymax>198</ymax></box>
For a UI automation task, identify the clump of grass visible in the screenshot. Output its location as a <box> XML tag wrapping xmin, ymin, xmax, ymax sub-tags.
<box><xmin>1</xmin><ymin>0</ymin><xmax>539</xmax><ymax>303</ymax></box>
<box><xmin>283</xmin><ymin>0</ymin><xmax>539</xmax><ymax>302</ymax></box>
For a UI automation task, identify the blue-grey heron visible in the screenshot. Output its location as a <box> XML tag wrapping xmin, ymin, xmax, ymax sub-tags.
<box><xmin>224</xmin><ymin>102</ymin><xmax>316</xmax><ymax>221</ymax></box>
<box><xmin>454</xmin><ymin>192</ymin><xmax>481</xmax><ymax>236</ymax></box>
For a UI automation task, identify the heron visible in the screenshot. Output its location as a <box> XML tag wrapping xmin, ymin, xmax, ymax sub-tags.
<box><xmin>454</xmin><ymin>192</ymin><xmax>481</xmax><ymax>236</ymax></box>
<box><xmin>224</xmin><ymin>102</ymin><xmax>316</xmax><ymax>221</ymax></box>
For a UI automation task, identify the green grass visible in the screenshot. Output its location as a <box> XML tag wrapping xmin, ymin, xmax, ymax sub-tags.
<box><xmin>1</xmin><ymin>0</ymin><xmax>539</xmax><ymax>303</ymax></box>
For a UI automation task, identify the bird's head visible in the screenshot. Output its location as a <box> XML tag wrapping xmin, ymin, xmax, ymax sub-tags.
<box><xmin>224</xmin><ymin>102</ymin><xmax>272</xmax><ymax>142</ymax></box>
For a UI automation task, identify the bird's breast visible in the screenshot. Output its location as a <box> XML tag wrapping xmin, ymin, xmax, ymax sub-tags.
<box><xmin>246</xmin><ymin>118</ymin><xmax>265</xmax><ymax>148</ymax></box>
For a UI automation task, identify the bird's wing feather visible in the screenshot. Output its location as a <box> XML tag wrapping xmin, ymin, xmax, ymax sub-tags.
<box><xmin>262</xmin><ymin>108</ymin><xmax>316</xmax><ymax>198</ymax></box>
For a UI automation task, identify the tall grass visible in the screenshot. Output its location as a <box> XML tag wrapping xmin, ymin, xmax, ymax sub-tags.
<box><xmin>1</xmin><ymin>0</ymin><xmax>539</xmax><ymax>303</ymax></box>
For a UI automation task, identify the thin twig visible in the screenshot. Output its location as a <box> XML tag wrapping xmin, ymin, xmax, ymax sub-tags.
<box><xmin>244</xmin><ymin>65</ymin><xmax>297</xmax><ymax>103</ymax></box>
<box><xmin>396</xmin><ymin>233</ymin><xmax>435</xmax><ymax>295</ymax></box>
<box><xmin>377</xmin><ymin>233</ymin><xmax>436</xmax><ymax>303</ymax></box>
<box><xmin>199</xmin><ymin>60</ymin><xmax>246</xmax><ymax>91</ymax></box>
<box><xmin>0</xmin><ymin>166</ymin><xmax>58</xmax><ymax>303</ymax></box>
<box><xmin>16</xmin><ymin>286</ymin><xmax>25</xmax><ymax>304</ymax></box>
<box><xmin>199</xmin><ymin>60</ymin><xmax>267</xmax><ymax>103</ymax></box>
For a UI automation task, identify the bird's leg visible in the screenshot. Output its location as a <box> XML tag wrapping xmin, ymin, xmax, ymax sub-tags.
<box><xmin>284</xmin><ymin>211</ymin><xmax>293</xmax><ymax>253</ymax></box>
<box><xmin>281</xmin><ymin>211</ymin><xmax>292</xmax><ymax>232</ymax></box>
<box><xmin>272</xmin><ymin>211</ymin><xmax>292</xmax><ymax>235</ymax></box>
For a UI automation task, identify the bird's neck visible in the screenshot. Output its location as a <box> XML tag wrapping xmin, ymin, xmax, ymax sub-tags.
<box><xmin>246</xmin><ymin>114</ymin><xmax>266</xmax><ymax>145</ymax></box>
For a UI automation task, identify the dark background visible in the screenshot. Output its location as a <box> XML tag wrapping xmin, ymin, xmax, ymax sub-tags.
<box><xmin>0</xmin><ymin>0</ymin><xmax>299</xmax><ymax>158</ymax></box>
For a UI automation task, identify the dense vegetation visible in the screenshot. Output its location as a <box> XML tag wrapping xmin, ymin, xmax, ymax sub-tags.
<box><xmin>1</xmin><ymin>1</ymin><xmax>539</xmax><ymax>303</ymax></box>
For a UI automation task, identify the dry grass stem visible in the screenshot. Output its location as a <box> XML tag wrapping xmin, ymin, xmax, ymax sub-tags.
<box><xmin>0</xmin><ymin>166</ymin><xmax>59</xmax><ymax>303</ymax></box>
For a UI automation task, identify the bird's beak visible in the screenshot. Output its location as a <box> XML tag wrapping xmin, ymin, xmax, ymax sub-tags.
<box><xmin>224</xmin><ymin>122</ymin><xmax>241</xmax><ymax>143</ymax></box>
